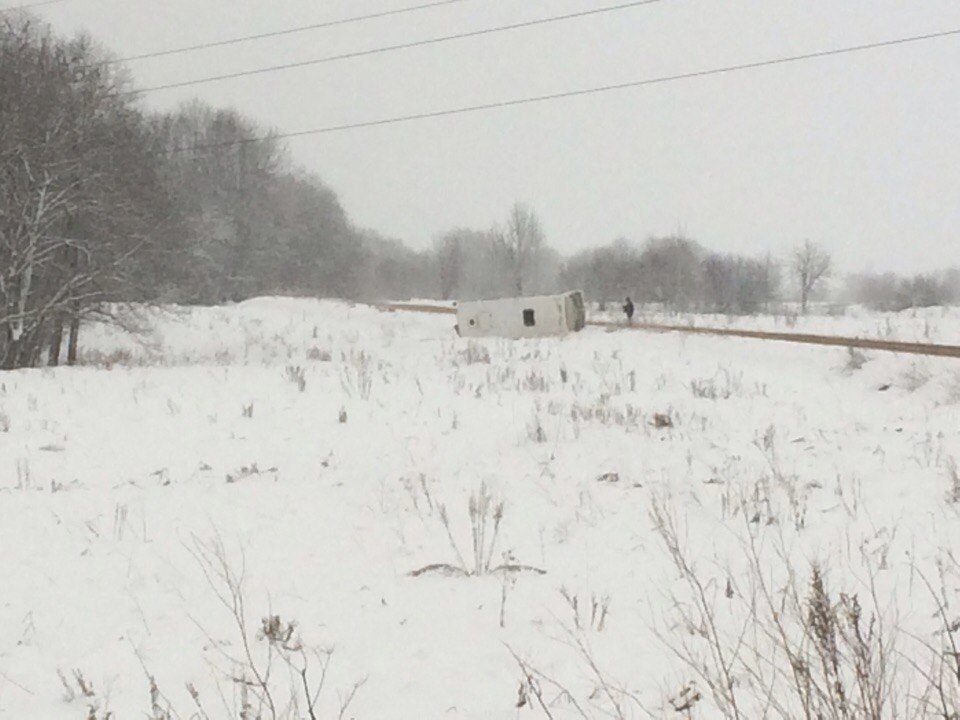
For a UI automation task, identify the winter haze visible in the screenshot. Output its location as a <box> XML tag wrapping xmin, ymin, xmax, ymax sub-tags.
<box><xmin>33</xmin><ymin>0</ymin><xmax>960</xmax><ymax>273</ymax></box>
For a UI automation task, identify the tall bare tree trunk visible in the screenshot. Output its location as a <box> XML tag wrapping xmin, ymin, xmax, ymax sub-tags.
<box><xmin>65</xmin><ymin>243</ymin><xmax>81</xmax><ymax>366</ymax></box>
<box><xmin>1</xmin><ymin>336</ymin><xmax>18</xmax><ymax>371</ymax></box>
<box><xmin>29</xmin><ymin>323</ymin><xmax>44</xmax><ymax>367</ymax></box>
<box><xmin>66</xmin><ymin>301</ymin><xmax>80</xmax><ymax>366</ymax></box>
<box><xmin>48</xmin><ymin>314</ymin><xmax>64</xmax><ymax>366</ymax></box>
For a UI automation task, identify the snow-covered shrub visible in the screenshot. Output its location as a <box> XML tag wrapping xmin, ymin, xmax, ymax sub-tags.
<box><xmin>519</xmin><ymin>369</ymin><xmax>550</xmax><ymax>393</ymax></box>
<box><xmin>947</xmin><ymin>458</ymin><xmax>960</xmax><ymax>505</ymax></box>
<box><xmin>569</xmin><ymin>399</ymin><xmax>643</xmax><ymax>429</ymax></box>
<box><xmin>78</xmin><ymin>348</ymin><xmax>137</xmax><ymax>369</ymax></box>
<box><xmin>284</xmin><ymin>365</ymin><xmax>306</xmax><ymax>392</ymax></box>
<box><xmin>338</xmin><ymin>350</ymin><xmax>374</xmax><ymax>400</ymax></box>
<box><xmin>527</xmin><ymin>412</ymin><xmax>547</xmax><ymax>443</ymax></box>
<box><xmin>306</xmin><ymin>346</ymin><xmax>332</xmax><ymax>362</ymax></box>
<box><xmin>650</xmin><ymin>495</ymin><xmax>960</xmax><ymax>719</ymax></box>
<box><xmin>690</xmin><ymin>377</ymin><xmax>726</xmax><ymax>399</ymax></box>
<box><xmin>948</xmin><ymin>371</ymin><xmax>960</xmax><ymax>404</ymax></box>
<box><xmin>901</xmin><ymin>361</ymin><xmax>933</xmax><ymax>391</ymax></box>
<box><xmin>560</xmin><ymin>586</ymin><xmax>610</xmax><ymax>633</ymax></box>
<box><xmin>411</xmin><ymin>482</ymin><xmax>544</xmax><ymax>579</ymax></box>
<box><xmin>844</xmin><ymin>346</ymin><xmax>869</xmax><ymax>373</ymax></box>
<box><xmin>457</xmin><ymin>341</ymin><xmax>491</xmax><ymax>365</ymax></box>
<box><xmin>184</xmin><ymin>536</ymin><xmax>365</xmax><ymax>719</ymax></box>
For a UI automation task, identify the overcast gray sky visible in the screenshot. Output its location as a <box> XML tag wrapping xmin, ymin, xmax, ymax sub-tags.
<box><xmin>25</xmin><ymin>0</ymin><xmax>960</xmax><ymax>273</ymax></box>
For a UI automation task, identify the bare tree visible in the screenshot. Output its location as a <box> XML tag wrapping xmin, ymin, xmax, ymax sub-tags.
<box><xmin>434</xmin><ymin>230</ymin><xmax>465</xmax><ymax>300</ymax></box>
<box><xmin>562</xmin><ymin>239</ymin><xmax>636</xmax><ymax>305</ymax></box>
<box><xmin>355</xmin><ymin>228</ymin><xmax>436</xmax><ymax>302</ymax></box>
<box><xmin>0</xmin><ymin>19</ymin><xmax>182</xmax><ymax>369</ymax></box>
<box><xmin>945</xmin><ymin>268</ymin><xmax>960</xmax><ymax>304</ymax></box>
<box><xmin>638</xmin><ymin>236</ymin><xmax>703</xmax><ymax>310</ymax></box>
<box><xmin>701</xmin><ymin>252</ymin><xmax>780</xmax><ymax>314</ymax></box>
<box><xmin>792</xmin><ymin>240</ymin><xmax>831</xmax><ymax>314</ymax></box>
<box><xmin>430</xmin><ymin>228</ymin><xmax>509</xmax><ymax>300</ymax></box>
<box><xmin>495</xmin><ymin>203</ymin><xmax>545</xmax><ymax>296</ymax></box>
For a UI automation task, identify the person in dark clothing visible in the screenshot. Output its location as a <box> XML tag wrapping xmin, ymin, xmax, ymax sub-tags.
<box><xmin>622</xmin><ymin>296</ymin><xmax>634</xmax><ymax>323</ymax></box>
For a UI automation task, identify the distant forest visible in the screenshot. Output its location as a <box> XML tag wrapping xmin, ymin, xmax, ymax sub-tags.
<box><xmin>2</xmin><ymin>15</ymin><xmax>958</xmax><ymax>369</ymax></box>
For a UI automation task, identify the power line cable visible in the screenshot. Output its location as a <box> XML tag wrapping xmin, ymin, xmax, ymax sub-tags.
<box><xmin>94</xmin><ymin>0</ymin><xmax>468</xmax><ymax>67</ymax></box>
<box><xmin>132</xmin><ymin>0</ymin><xmax>664</xmax><ymax>95</ymax></box>
<box><xmin>0</xmin><ymin>0</ymin><xmax>70</xmax><ymax>13</ymax></box>
<box><xmin>172</xmin><ymin>26</ymin><xmax>960</xmax><ymax>153</ymax></box>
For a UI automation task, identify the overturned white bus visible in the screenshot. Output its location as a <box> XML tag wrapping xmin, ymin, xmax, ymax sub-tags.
<box><xmin>454</xmin><ymin>290</ymin><xmax>586</xmax><ymax>339</ymax></box>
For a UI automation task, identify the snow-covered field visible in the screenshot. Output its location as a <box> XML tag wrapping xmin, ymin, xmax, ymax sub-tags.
<box><xmin>590</xmin><ymin>303</ymin><xmax>960</xmax><ymax>345</ymax></box>
<box><xmin>1</xmin><ymin>298</ymin><xmax>959</xmax><ymax>718</ymax></box>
